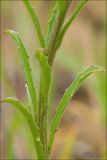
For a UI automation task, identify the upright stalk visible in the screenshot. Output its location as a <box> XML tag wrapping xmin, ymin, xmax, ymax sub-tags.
<box><xmin>47</xmin><ymin>1</ymin><xmax>72</xmax><ymax>66</ymax></box>
<box><xmin>38</xmin><ymin>79</ymin><xmax>49</xmax><ymax>159</ymax></box>
<box><xmin>36</xmin><ymin>49</ymin><xmax>51</xmax><ymax>159</ymax></box>
<box><xmin>3</xmin><ymin>1</ymin><xmax>100</xmax><ymax>160</ymax></box>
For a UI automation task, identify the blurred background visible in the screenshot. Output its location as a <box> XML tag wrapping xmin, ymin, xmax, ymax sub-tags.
<box><xmin>1</xmin><ymin>0</ymin><xmax>106</xmax><ymax>159</ymax></box>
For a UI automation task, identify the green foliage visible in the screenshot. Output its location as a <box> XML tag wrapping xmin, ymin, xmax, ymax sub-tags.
<box><xmin>47</xmin><ymin>0</ymin><xmax>72</xmax><ymax>65</ymax></box>
<box><xmin>48</xmin><ymin>65</ymin><xmax>105</xmax><ymax>152</ymax></box>
<box><xmin>57</xmin><ymin>0</ymin><xmax>72</xmax><ymax>15</ymax></box>
<box><xmin>1</xmin><ymin>97</ymin><xmax>43</xmax><ymax>159</ymax></box>
<box><xmin>56</xmin><ymin>0</ymin><xmax>89</xmax><ymax>50</ymax></box>
<box><xmin>45</xmin><ymin>3</ymin><xmax>58</xmax><ymax>47</ymax></box>
<box><xmin>23</xmin><ymin>0</ymin><xmax>45</xmax><ymax>47</ymax></box>
<box><xmin>2</xmin><ymin>0</ymin><xmax>105</xmax><ymax>160</ymax></box>
<box><xmin>36</xmin><ymin>50</ymin><xmax>51</xmax><ymax>159</ymax></box>
<box><xmin>5</xmin><ymin>30</ymin><xmax>38</xmax><ymax>121</ymax></box>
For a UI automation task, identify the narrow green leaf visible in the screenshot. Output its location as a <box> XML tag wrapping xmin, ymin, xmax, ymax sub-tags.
<box><xmin>45</xmin><ymin>3</ymin><xmax>58</xmax><ymax>47</ymax></box>
<box><xmin>35</xmin><ymin>49</ymin><xmax>51</xmax><ymax>154</ymax></box>
<box><xmin>48</xmin><ymin>65</ymin><xmax>105</xmax><ymax>152</ymax></box>
<box><xmin>1</xmin><ymin>97</ymin><xmax>31</xmax><ymax>119</ymax></box>
<box><xmin>5</xmin><ymin>30</ymin><xmax>38</xmax><ymax>121</ymax></box>
<box><xmin>46</xmin><ymin>0</ymin><xmax>72</xmax><ymax>48</ymax></box>
<box><xmin>1</xmin><ymin>97</ymin><xmax>43</xmax><ymax>159</ymax></box>
<box><xmin>56</xmin><ymin>0</ymin><xmax>89</xmax><ymax>50</ymax></box>
<box><xmin>23</xmin><ymin>0</ymin><xmax>45</xmax><ymax>48</ymax></box>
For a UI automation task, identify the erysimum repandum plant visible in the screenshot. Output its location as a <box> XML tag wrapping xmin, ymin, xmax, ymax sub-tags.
<box><xmin>1</xmin><ymin>0</ymin><xmax>105</xmax><ymax>159</ymax></box>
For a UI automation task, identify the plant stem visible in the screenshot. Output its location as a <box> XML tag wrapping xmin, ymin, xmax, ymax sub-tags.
<box><xmin>38</xmin><ymin>79</ymin><xmax>48</xmax><ymax>159</ymax></box>
<box><xmin>39</xmin><ymin>79</ymin><xmax>51</xmax><ymax>159</ymax></box>
<box><xmin>36</xmin><ymin>49</ymin><xmax>51</xmax><ymax>159</ymax></box>
<box><xmin>47</xmin><ymin>1</ymin><xmax>72</xmax><ymax>66</ymax></box>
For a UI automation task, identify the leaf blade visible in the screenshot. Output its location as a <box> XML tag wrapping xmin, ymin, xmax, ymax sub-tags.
<box><xmin>1</xmin><ymin>97</ymin><xmax>43</xmax><ymax>159</ymax></box>
<box><xmin>23</xmin><ymin>0</ymin><xmax>45</xmax><ymax>47</ymax></box>
<box><xmin>5</xmin><ymin>30</ymin><xmax>38</xmax><ymax>121</ymax></box>
<box><xmin>48</xmin><ymin>65</ymin><xmax>105</xmax><ymax>152</ymax></box>
<box><xmin>56</xmin><ymin>0</ymin><xmax>89</xmax><ymax>50</ymax></box>
<box><xmin>45</xmin><ymin>3</ymin><xmax>58</xmax><ymax>47</ymax></box>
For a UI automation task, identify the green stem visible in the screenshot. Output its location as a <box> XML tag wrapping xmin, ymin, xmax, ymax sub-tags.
<box><xmin>38</xmin><ymin>78</ymin><xmax>48</xmax><ymax>159</ymax></box>
<box><xmin>47</xmin><ymin>1</ymin><xmax>72</xmax><ymax>66</ymax></box>
<box><xmin>36</xmin><ymin>49</ymin><xmax>51</xmax><ymax>159</ymax></box>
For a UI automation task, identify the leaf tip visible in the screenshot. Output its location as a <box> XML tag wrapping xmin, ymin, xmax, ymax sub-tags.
<box><xmin>4</xmin><ymin>30</ymin><xmax>19</xmax><ymax>36</ymax></box>
<box><xmin>0</xmin><ymin>97</ymin><xmax>16</xmax><ymax>103</ymax></box>
<box><xmin>3</xmin><ymin>30</ymin><xmax>9</xmax><ymax>35</ymax></box>
<box><xmin>4</xmin><ymin>29</ymin><xmax>13</xmax><ymax>34</ymax></box>
<box><xmin>91</xmin><ymin>65</ymin><xmax>106</xmax><ymax>72</ymax></box>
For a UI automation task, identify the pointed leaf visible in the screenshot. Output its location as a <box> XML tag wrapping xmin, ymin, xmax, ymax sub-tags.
<box><xmin>5</xmin><ymin>30</ymin><xmax>38</xmax><ymax>121</ymax></box>
<box><xmin>48</xmin><ymin>65</ymin><xmax>105</xmax><ymax>152</ymax></box>
<box><xmin>1</xmin><ymin>97</ymin><xmax>43</xmax><ymax>159</ymax></box>
<box><xmin>45</xmin><ymin>3</ymin><xmax>58</xmax><ymax>47</ymax></box>
<box><xmin>23</xmin><ymin>0</ymin><xmax>45</xmax><ymax>47</ymax></box>
<box><xmin>56</xmin><ymin>0</ymin><xmax>89</xmax><ymax>50</ymax></box>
